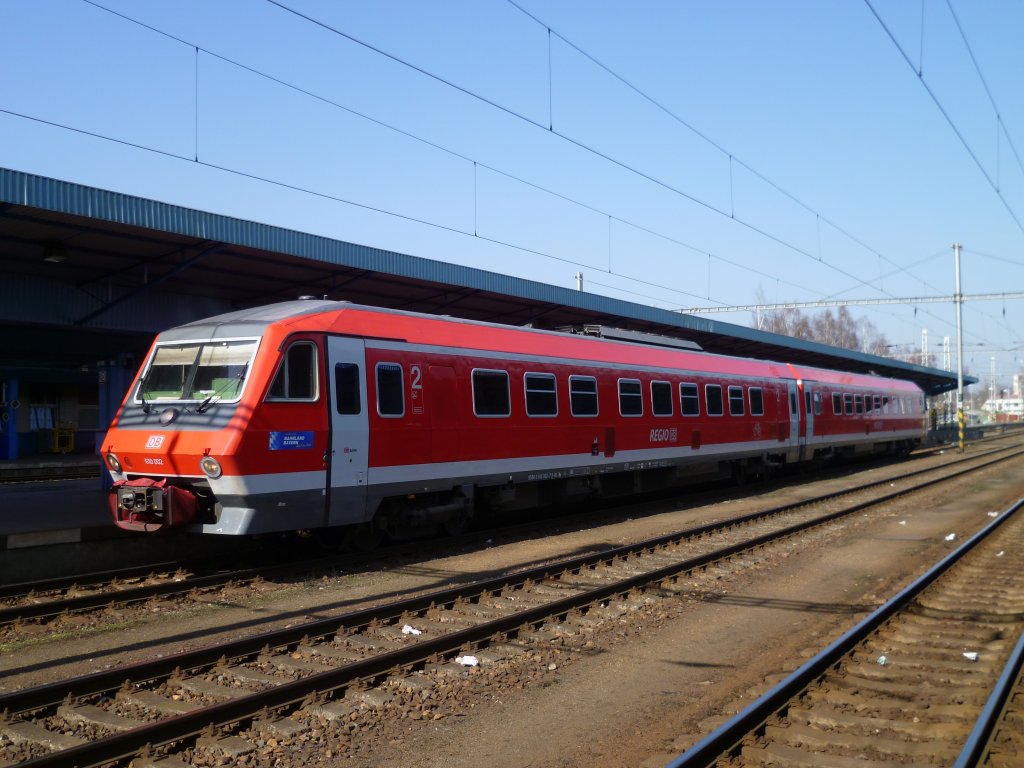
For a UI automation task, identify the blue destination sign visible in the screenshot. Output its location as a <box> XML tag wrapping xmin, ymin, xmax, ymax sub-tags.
<box><xmin>269</xmin><ymin>431</ymin><xmax>314</xmax><ymax>450</ymax></box>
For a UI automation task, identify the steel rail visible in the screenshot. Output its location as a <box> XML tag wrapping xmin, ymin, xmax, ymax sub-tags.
<box><xmin>0</xmin><ymin>562</ymin><xmax>180</xmax><ymax>601</ymax></box>
<box><xmin>2</xmin><ymin>445</ymin><xmax>1020</xmax><ymax>720</ymax></box>
<box><xmin>0</xmin><ymin>566</ymin><xmax>267</xmax><ymax>625</ymax></box>
<box><xmin>3</xmin><ymin>442</ymin><xmax>1016</xmax><ymax>630</ymax></box>
<box><xmin>665</xmin><ymin>496</ymin><xmax>1024</xmax><ymax>768</ymax></box>
<box><xmin>18</xmin><ymin>471</ymin><xmax>1021</xmax><ymax>768</ymax></box>
<box><xmin>4</xmin><ymin>452</ymin><xmax>1021</xmax><ymax>767</ymax></box>
<box><xmin>953</xmin><ymin>626</ymin><xmax>1024</xmax><ymax>767</ymax></box>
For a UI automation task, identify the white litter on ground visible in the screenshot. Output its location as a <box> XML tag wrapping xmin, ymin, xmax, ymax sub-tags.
<box><xmin>945</xmin><ymin>533</ymin><xmax>956</xmax><ymax>541</ymax></box>
<box><xmin>963</xmin><ymin>652</ymin><xmax>978</xmax><ymax>662</ymax></box>
<box><xmin>455</xmin><ymin>655</ymin><xmax>479</xmax><ymax>667</ymax></box>
<box><xmin>401</xmin><ymin>625</ymin><xmax>423</xmax><ymax>636</ymax></box>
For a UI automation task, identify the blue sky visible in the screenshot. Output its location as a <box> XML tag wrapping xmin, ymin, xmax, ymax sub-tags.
<box><xmin>3</xmin><ymin>1</ymin><xmax>1023</xmax><ymax>396</ymax></box>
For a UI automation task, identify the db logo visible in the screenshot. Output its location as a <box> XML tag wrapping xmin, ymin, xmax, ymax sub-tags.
<box><xmin>145</xmin><ymin>435</ymin><xmax>165</xmax><ymax>449</ymax></box>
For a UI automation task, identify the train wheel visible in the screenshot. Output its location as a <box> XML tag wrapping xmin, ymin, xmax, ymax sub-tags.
<box><xmin>441</xmin><ymin>509</ymin><xmax>473</xmax><ymax>537</ymax></box>
<box><xmin>349</xmin><ymin>520</ymin><xmax>385</xmax><ymax>551</ymax></box>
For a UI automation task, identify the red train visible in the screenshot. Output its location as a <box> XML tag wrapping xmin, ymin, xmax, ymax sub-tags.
<box><xmin>102</xmin><ymin>300</ymin><xmax>927</xmax><ymax>539</ymax></box>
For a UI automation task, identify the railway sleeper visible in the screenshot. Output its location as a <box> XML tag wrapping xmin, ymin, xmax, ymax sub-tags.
<box><xmin>830</xmin><ymin>671</ymin><xmax>991</xmax><ymax>704</ymax></box>
<box><xmin>55</xmin><ymin>703</ymin><xmax>144</xmax><ymax>733</ymax></box>
<box><xmin>221</xmin><ymin>664</ymin><xmax>282</xmax><ymax>687</ymax></box>
<box><xmin>785</xmin><ymin>703</ymin><xmax>967</xmax><ymax>739</ymax></box>
<box><xmin>841</xmin><ymin>659</ymin><xmax>996</xmax><ymax>687</ymax></box>
<box><xmin>116</xmin><ymin>688</ymin><xmax>195</xmax><ymax>716</ymax></box>
<box><xmin>0</xmin><ymin>719</ymin><xmax>86</xmax><ymax>752</ymax></box>
<box><xmin>880</xmin><ymin>612</ymin><xmax>1011</xmax><ymax>638</ymax></box>
<box><xmin>803</xmin><ymin>685</ymin><xmax>983</xmax><ymax>719</ymax></box>
<box><xmin>763</xmin><ymin>719</ymin><xmax>961</xmax><ymax>761</ymax></box>
<box><xmin>740</xmin><ymin>740</ymin><xmax>898</xmax><ymax>768</ymax></box>
<box><xmin>868</xmin><ymin>626</ymin><xmax>1012</xmax><ymax>650</ymax></box>
<box><xmin>195</xmin><ymin>734</ymin><xmax>255</xmax><ymax>758</ymax></box>
<box><xmin>850</xmin><ymin>647</ymin><xmax>1003</xmax><ymax>672</ymax></box>
<box><xmin>132</xmin><ymin>755</ymin><xmax>191</xmax><ymax>768</ymax></box>
<box><xmin>177</xmin><ymin>676</ymin><xmax>251</xmax><ymax>701</ymax></box>
<box><xmin>337</xmin><ymin>632</ymin><xmax>404</xmax><ymax>654</ymax></box>
<box><xmin>260</xmin><ymin>653</ymin><xmax>330</xmax><ymax>675</ymax></box>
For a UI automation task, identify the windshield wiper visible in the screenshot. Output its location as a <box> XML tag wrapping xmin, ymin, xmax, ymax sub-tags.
<box><xmin>196</xmin><ymin>364</ymin><xmax>249</xmax><ymax>414</ymax></box>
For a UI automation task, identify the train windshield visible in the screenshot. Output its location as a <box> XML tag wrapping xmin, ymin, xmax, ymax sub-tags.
<box><xmin>136</xmin><ymin>339</ymin><xmax>258</xmax><ymax>404</ymax></box>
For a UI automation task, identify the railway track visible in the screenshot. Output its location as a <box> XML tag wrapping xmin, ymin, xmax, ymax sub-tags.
<box><xmin>956</xmin><ymin>629</ymin><xmax>1024</xmax><ymax>767</ymax></box>
<box><xmin>0</xmin><ymin>444</ymin><xmax>1021</xmax><ymax>767</ymax></box>
<box><xmin>2</xmin><ymin>441</ymin><xmax>1020</xmax><ymax>633</ymax></box>
<box><xmin>667</xmin><ymin>497</ymin><xmax>1024</xmax><ymax>768</ymax></box>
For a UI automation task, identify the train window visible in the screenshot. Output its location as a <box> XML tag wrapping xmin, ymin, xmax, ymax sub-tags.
<box><xmin>267</xmin><ymin>342</ymin><xmax>317</xmax><ymax>401</ymax></box>
<box><xmin>618</xmin><ymin>379</ymin><xmax>643</xmax><ymax>417</ymax></box>
<box><xmin>140</xmin><ymin>339</ymin><xmax>257</xmax><ymax>404</ymax></box>
<box><xmin>525</xmin><ymin>373</ymin><xmax>557</xmax><ymax>417</ymax></box>
<box><xmin>844</xmin><ymin>393</ymin><xmax>853</xmax><ymax>415</ymax></box>
<box><xmin>651</xmin><ymin>381</ymin><xmax>673</xmax><ymax>417</ymax></box>
<box><xmin>376</xmin><ymin>363</ymin><xmax>404</xmax><ymax>417</ymax></box>
<box><xmin>749</xmin><ymin>387</ymin><xmax>764</xmax><ymax>416</ymax></box>
<box><xmin>855</xmin><ymin>395</ymin><xmax>864</xmax><ymax>414</ymax></box>
<box><xmin>873</xmin><ymin>395</ymin><xmax>881</xmax><ymax>414</ymax></box>
<box><xmin>812</xmin><ymin>391</ymin><xmax>822</xmax><ymax>416</ymax></box>
<box><xmin>679</xmin><ymin>383</ymin><xmax>700</xmax><ymax>416</ymax></box>
<box><xmin>570</xmin><ymin>376</ymin><xmax>599</xmax><ymax>417</ymax></box>
<box><xmin>706</xmin><ymin>384</ymin><xmax>724</xmax><ymax>416</ymax></box>
<box><xmin>789</xmin><ymin>391</ymin><xmax>797</xmax><ymax>415</ymax></box>
<box><xmin>334</xmin><ymin>363</ymin><xmax>361</xmax><ymax>415</ymax></box>
<box><xmin>472</xmin><ymin>369</ymin><xmax>511</xmax><ymax>417</ymax></box>
<box><xmin>804</xmin><ymin>391</ymin><xmax>811</xmax><ymax>416</ymax></box>
<box><xmin>832</xmin><ymin>393</ymin><xmax>842</xmax><ymax>415</ymax></box>
<box><xmin>728</xmin><ymin>386</ymin><xmax>744</xmax><ymax>416</ymax></box>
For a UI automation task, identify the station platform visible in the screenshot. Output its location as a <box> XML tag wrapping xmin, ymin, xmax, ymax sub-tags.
<box><xmin>0</xmin><ymin>475</ymin><xmax>114</xmax><ymax>549</ymax></box>
<box><xmin>0</xmin><ymin>451</ymin><xmax>103</xmax><ymax>483</ymax></box>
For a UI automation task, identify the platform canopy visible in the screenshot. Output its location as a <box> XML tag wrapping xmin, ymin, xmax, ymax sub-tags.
<box><xmin>0</xmin><ymin>168</ymin><xmax>968</xmax><ymax>396</ymax></box>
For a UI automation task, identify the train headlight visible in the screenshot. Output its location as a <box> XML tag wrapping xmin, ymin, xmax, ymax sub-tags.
<box><xmin>106</xmin><ymin>452</ymin><xmax>122</xmax><ymax>473</ymax></box>
<box><xmin>199</xmin><ymin>456</ymin><xmax>222</xmax><ymax>479</ymax></box>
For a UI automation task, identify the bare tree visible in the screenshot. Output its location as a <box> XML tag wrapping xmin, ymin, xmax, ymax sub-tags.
<box><xmin>750</xmin><ymin>287</ymin><xmax>890</xmax><ymax>355</ymax></box>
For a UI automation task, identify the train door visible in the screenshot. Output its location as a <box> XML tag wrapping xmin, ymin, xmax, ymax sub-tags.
<box><xmin>804</xmin><ymin>382</ymin><xmax>816</xmax><ymax>442</ymax></box>
<box><xmin>326</xmin><ymin>336</ymin><xmax>369</xmax><ymax>526</ymax></box>
<box><xmin>429</xmin><ymin>365</ymin><xmax>461</xmax><ymax>463</ymax></box>
<box><xmin>786</xmin><ymin>380</ymin><xmax>801</xmax><ymax>462</ymax></box>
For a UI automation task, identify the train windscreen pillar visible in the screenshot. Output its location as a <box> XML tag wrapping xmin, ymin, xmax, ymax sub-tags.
<box><xmin>97</xmin><ymin>354</ymin><xmax>135</xmax><ymax>490</ymax></box>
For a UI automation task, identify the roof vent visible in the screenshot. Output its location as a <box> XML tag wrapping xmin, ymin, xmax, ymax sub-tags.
<box><xmin>557</xmin><ymin>325</ymin><xmax>703</xmax><ymax>352</ymax></box>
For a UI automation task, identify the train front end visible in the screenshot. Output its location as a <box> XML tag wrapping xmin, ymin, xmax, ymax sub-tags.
<box><xmin>102</xmin><ymin>331</ymin><xmax>261</xmax><ymax>533</ymax></box>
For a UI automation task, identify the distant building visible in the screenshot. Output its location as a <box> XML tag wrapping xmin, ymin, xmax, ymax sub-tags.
<box><xmin>982</xmin><ymin>396</ymin><xmax>1024</xmax><ymax>422</ymax></box>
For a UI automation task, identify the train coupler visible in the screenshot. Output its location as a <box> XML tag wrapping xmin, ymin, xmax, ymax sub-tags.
<box><xmin>109</xmin><ymin>477</ymin><xmax>200</xmax><ymax>532</ymax></box>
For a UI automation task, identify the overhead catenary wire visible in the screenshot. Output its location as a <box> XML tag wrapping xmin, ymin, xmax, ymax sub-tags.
<box><xmin>864</xmin><ymin>0</ymin><xmax>1024</xmax><ymax>237</ymax></box>
<box><xmin>72</xmin><ymin>0</ymin><xmax>833</xmax><ymax>308</ymax></box>
<box><xmin>13</xmin><ymin>1</ymin><xmax>1013</xmax><ymax>355</ymax></box>
<box><xmin>262</xmin><ymin>0</ymin><xmax>976</xmax><ymax>342</ymax></box>
<box><xmin>266</xmin><ymin>0</ymin><xmax>941</xmax><ymax>305</ymax></box>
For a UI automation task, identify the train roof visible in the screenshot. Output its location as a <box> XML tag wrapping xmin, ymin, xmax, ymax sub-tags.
<box><xmin>0</xmin><ymin>168</ymin><xmax>969</xmax><ymax>396</ymax></box>
<box><xmin>157</xmin><ymin>300</ymin><xmax>924</xmax><ymax>391</ymax></box>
